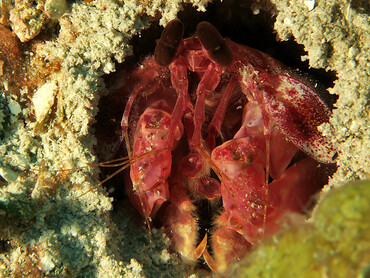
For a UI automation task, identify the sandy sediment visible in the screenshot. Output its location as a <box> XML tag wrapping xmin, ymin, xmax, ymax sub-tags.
<box><xmin>0</xmin><ymin>0</ymin><xmax>368</xmax><ymax>277</ymax></box>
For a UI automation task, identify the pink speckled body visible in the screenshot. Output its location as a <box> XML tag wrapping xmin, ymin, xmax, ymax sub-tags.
<box><xmin>119</xmin><ymin>22</ymin><xmax>336</xmax><ymax>273</ymax></box>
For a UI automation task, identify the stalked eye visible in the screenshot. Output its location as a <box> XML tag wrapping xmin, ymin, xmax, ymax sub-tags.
<box><xmin>196</xmin><ymin>21</ymin><xmax>233</xmax><ymax>67</ymax></box>
<box><xmin>154</xmin><ymin>19</ymin><xmax>184</xmax><ymax>66</ymax></box>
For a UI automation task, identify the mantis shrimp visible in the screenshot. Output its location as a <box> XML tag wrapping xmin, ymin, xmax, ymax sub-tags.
<box><xmin>116</xmin><ymin>19</ymin><xmax>336</xmax><ymax>273</ymax></box>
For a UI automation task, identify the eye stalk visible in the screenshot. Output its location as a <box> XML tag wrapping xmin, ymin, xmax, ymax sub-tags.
<box><xmin>154</xmin><ymin>19</ymin><xmax>184</xmax><ymax>66</ymax></box>
<box><xmin>196</xmin><ymin>21</ymin><xmax>234</xmax><ymax>67</ymax></box>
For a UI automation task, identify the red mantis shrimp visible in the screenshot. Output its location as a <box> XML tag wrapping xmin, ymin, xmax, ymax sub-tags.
<box><xmin>117</xmin><ymin>19</ymin><xmax>337</xmax><ymax>273</ymax></box>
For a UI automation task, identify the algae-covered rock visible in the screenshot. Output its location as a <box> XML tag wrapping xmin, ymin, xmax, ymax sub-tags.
<box><xmin>235</xmin><ymin>180</ymin><xmax>370</xmax><ymax>278</ymax></box>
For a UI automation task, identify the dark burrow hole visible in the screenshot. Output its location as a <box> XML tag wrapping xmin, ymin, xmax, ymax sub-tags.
<box><xmin>0</xmin><ymin>239</ymin><xmax>11</xmax><ymax>254</ymax></box>
<box><xmin>94</xmin><ymin>0</ymin><xmax>338</xmax><ymax>270</ymax></box>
